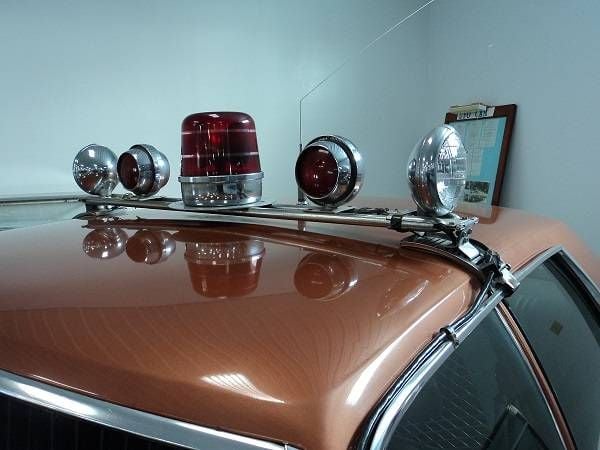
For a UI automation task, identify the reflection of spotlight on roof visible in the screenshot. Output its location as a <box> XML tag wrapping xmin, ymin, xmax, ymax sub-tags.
<box><xmin>201</xmin><ymin>373</ymin><xmax>284</xmax><ymax>404</ymax></box>
<box><xmin>184</xmin><ymin>239</ymin><xmax>265</xmax><ymax>298</ymax></box>
<box><xmin>82</xmin><ymin>228</ymin><xmax>128</xmax><ymax>259</ymax></box>
<box><xmin>126</xmin><ymin>230</ymin><xmax>176</xmax><ymax>265</ymax></box>
<box><xmin>294</xmin><ymin>253</ymin><xmax>357</xmax><ymax>301</ymax></box>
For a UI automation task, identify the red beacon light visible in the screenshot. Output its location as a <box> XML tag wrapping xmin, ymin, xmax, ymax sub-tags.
<box><xmin>295</xmin><ymin>135</ymin><xmax>364</xmax><ymax>208</ymax></box>
<box><xmin>179</xmin><ymin>112</ymin><xmax>263</xmax><ymax>207</ymax></box>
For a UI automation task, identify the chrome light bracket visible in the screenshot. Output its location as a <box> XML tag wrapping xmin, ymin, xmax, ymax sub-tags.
<box><xmin>387</xmin><ymin>210</ymin><xmax>519</xmax><ymax>294</ymax></box>
<box><xmin>390</xmin><ymin>212</ymin><xmax>478</xmax><ymax>251</ymax></box>
<box><xmin>399</xmin><ymin>231</ymin><xmax>519</xmax><ymax>294</ymax></box>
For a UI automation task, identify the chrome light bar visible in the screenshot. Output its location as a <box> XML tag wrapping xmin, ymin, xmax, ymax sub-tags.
<box><xmin>81</xmin><ymin>195</ymin><xmax>519</xmax><ymax>296</ymax></box>
<box><xmin>82</xmin><ymin>196</ymin><xmax>476</xmax><ymax>255</ymax></box>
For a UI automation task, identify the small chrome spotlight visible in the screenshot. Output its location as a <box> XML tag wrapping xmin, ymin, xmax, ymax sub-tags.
<box><xmin>73</xmin><ymin>144</ymin><xmax>119</xmax><ymax>197</ymax></box>
<box><xmin>117</xmin><ymin>144</ymin><xmax>170</xmax><ymax>197</ymax></box>
<box><xmin>407</xmin><ymin>125</ymin><xmax>467</xmax><ymax>216</ymax></box>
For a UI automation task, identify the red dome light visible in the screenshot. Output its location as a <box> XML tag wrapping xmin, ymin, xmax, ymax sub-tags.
<box><xmin>295</xmin><ymin>147</ymin><xmax>339</xmax><ymax>198</ymax></box>
<box><xmin>179</xmin><ymin>112</ymin><xmax>263</xmax><ymax>207</ymax></box>
<box><xmin>117</xmin><ymin>144</ymin><xmax>170</xmax><ymax>197</ymax></box>
<box><xmin>118</xmin><ymin>153</ymin><xmax>141</xmax><ymax>190</ymax></box>
<box><xmin>295</xmin><ymin>135</ymin><xmax>364</xmax><ymax>208</ymax></box>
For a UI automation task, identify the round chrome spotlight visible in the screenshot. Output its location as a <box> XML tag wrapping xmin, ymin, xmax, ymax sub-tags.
<box><xmin>407</xmin><ymin>125</ymin><xmax>467</xmax><ymax>216</ymax></box>
<box><xmin>117</xmin><ymin>144</ymin><xmax>170</xmax><ymax>197</ymax></box>
<box><xmin>295</xmin><ymin>135</ymin><xmax>364</xmax><ymax>208</ymax></box>
<box><xmin>73</xmin><ymin>144</ymin><xmax>119</xmax><ymax>197</ymax></box>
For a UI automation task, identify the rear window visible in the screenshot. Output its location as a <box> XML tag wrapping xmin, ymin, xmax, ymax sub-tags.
<box><xmin>386</xmin><ymin>311</ymin><xmax>563</xmax><ymax>449</ymax></box>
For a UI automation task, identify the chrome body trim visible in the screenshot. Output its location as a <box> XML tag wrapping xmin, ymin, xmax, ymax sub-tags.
<box><xmin>0</xmin><ymin>369</ymin><xmax>292</xmax><ymax>450</ymax></box>
<box><xmin>557</xmin><ymin>249</ymin><xmax>600</xmax><ymax>306</ymax></box>
<box><xmin>365</xmin><ymin>245</ymin><xmax>564</xmax><ymax>450</ymax></box>
<box><xmin>179</xmin><ymin>173</ymin><xmax>264</xmax><ymax>184</ymax></box>
<box><xmin>0</xmin><ymin>193</ymin><xmax>83</xmax><ymax>206</ymax></box>
<box><xmin>514</xmin><ymin>246</ymin><xmax>562</xmax><ymax>280</ymax></box>
<box><xmin>368</xmin><ymin>335</ymin><xmax>454</xmax><ymax>450</ymax></box>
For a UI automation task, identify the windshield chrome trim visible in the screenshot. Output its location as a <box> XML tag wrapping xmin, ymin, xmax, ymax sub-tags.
<box><xmin>367</xmin><ymin>245</ymin><xmax>564</xmax><ymax>450</ymax></box>
<box><xmin>0</xmin><ymin>369</ymin><xmax>295</xmax><ymax>450</ymax></box>
<box><xmin>557</xmin><ymin>249</ymin><xmax>600</xmax><ymax>306</ymax></box>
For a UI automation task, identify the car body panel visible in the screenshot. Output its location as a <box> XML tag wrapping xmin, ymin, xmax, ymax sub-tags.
<box><xmin>0</xmin><ymin>201</ymin><xmax>597</xmax><ymax>449</ymax></box>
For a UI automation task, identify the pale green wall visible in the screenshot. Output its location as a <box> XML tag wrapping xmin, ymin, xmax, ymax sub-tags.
<box><xmin>0</xmin><ymin>0</ymin><xmax>597</xmax><ymax>253</ymax></box>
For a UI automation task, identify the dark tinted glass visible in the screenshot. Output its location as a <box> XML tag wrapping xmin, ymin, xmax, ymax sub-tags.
<box><xmin>0</xmin><ymin>392</ymin><xmax>187</xmax><ymax>450</ymax></box>
<box><xmin>507</xmin><ymin>258</ymin><xmax>600</xmax><ymax>450</ymax></box>
<box><xmin>386</xmin><ymin>312</ymin><xmax>563</xmax><ymax>450</ymax></box>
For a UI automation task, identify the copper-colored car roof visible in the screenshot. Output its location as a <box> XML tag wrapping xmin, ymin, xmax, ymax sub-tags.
<box><xmin>0</xmin><ymin>202</ymin><xmax>597</xmax><ymax>450</ymax></box>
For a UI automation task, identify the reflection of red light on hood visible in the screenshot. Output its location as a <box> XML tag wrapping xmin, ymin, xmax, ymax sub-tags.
<box><xmin>184</xmin><ymin>239</ymin><xmax>265</xmax><ymax>298</ymax></box>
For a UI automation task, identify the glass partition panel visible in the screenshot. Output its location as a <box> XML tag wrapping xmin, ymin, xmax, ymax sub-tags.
<box><xmin>299</xmin><ymin>0</ymin><xmax>437</xmax><ymax>201</ymax></box>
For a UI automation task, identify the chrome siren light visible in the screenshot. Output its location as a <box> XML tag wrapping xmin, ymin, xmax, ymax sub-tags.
<box><xmin>73</xmin><ymin>144</ymin><xmax>119</xmax><ymax>197</ymax></box>
<box><xmin>295</xmin><ymin>135</ymin><xmax>364</xmax><ymax>208</ymax></box>
<box><xmin>117</xmin><ymin>144</ymin><xmax>170</xmax><ymax>197</ymax></box>
<box><xmin>407</xmin><ymin>125</ymin><xmax>467</xmax><ymax>217</ymax></box>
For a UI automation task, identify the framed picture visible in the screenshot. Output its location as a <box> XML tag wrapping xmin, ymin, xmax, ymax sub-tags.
<box><xmin>445</xmin><ymin>104</ymin><xmax>517</xmax><ymax>206</ymax></box>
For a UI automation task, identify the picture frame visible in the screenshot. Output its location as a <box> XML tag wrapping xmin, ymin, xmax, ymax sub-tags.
<box><xmin>445</xmin><ymin>104</ymin><xmax>517</xmax><ymax>206</ymax></box>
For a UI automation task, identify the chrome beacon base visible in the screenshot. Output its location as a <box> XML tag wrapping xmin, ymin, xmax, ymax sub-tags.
<box><xmin>179</xmin><ymin>172</ymin><xmax>264</xmax><ymax>207</ymax></box>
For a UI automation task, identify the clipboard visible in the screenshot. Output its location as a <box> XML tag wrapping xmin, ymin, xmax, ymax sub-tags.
<box><xmin>445</xmin><ymin>104</ymin><xmax>516</xmax><ymax>207</ymax></box>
